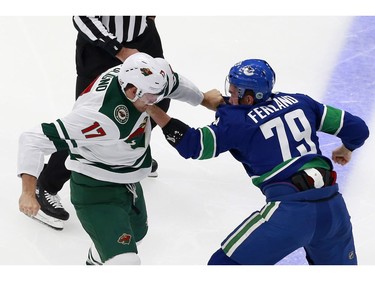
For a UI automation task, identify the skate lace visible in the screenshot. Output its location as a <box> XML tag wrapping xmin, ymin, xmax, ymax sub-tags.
<box><xmin>126</xmin><ymin>183</ymin><xmax>138</xmax><ymax>205</ymax></box>
<box><xmin>44</xmin><ymin>191</ymin><xmax>63</xmax><ymax>209</ymax></box>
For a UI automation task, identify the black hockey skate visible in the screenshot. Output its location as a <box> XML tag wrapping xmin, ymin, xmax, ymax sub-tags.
<box><xmin>32</xmin><ymin>184</ymin><xmax>70</xmax><ymax>230</ymax></box>
<box><xmin>148</xmin><ymin>158</ymin><xmax>158</xmax><ymax>178</ymax></box>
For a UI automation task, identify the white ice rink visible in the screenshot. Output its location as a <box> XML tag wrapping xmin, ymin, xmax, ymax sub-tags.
<box><xmin>1</xmin><ymin>15</ymin><xmax>374</xmax><ymax>276</ymax></box>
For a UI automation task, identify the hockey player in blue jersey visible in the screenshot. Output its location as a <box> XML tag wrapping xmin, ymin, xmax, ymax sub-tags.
<box><xmin>146</xmin><ymin>58</ymin><xmax>370</xmax><ymax>265</ymax></box>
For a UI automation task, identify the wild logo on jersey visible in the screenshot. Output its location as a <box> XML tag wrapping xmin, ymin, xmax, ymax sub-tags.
<box><xmin>125</xmin><ymin>116</ymin><xmax>148</xmax><ymax>148</ymax></box>
<box><xmin>114</xmin><ymin>105</ymin><xmax>129</xmax><ymax>124</ymax></box>
<box><xmin>117</xmin><ymin>233</ymin><xmax>132</xmax><ymax>245</ymax></box>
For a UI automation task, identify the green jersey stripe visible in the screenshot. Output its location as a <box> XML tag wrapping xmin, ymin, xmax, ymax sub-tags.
<box><xmin>56</xmin><ymin>119</ymin><xmax>78</xmax><ymax>148</ymax></box>
<box><xmin>41</xmin><ymin>123</ymin><xmax>69</xmax><ymax>151</ymax></box>
<box><xmin>252</xmin><ymin>156</ymin><xmax>331</xmax><ymax>187</ymax></box>
<box><xmin>320</xmin><ymin>105</ymin><xmax>344</xmax><ymax>135</ymax></box>
<box><xmin>197</xmin><ymin>126</ymin><xmax>216</xmax><ymax>160</ymax></box>
<box><xmin>170</xmin><ymin>73</ymin><xmax>180</xmax><ymax>93</ymax></box>
<box><xmin>252</xmin><ymin>157</ymin><xmax>300</xmax><ymax>187</ymax></box>
<box><xmin>70</xmin><ymin>146</ymin><xmax>151</xmax><ymax>174</ymax></box>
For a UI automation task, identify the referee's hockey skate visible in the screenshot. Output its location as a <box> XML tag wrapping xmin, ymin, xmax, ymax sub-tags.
<box><xmin>31</xmin><ymin>210</ymin><xmax>64</xmax><ymax>230</ymax></box>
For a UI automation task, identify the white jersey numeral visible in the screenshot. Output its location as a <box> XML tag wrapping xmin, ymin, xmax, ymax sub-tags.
<box><xmin>260</xmin><ymin>109</ymin><xmax>316</xmax><ymax>161</ymax></box>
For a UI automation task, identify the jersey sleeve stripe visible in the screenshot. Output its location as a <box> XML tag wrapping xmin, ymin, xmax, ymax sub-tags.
<box><xmin>41</xmin><ymin>123</ymin><xmax>69</xmax><ymax>151</ymax></box>
<box><xmin>197</xmin><ymin>126</ymin><xmax>216</xmax><ymax>160</ymax></box>
<box><xmin>334</xmin><ymin>111</ymin><xmax>345</xmax><ymax>136</ymax></box>
<box><xmin>56</xmin><ymin>119</ymin><xmax>78</xmax><ymax>148</ymax></box>
<box><xmin>318</xmin><ymin>105</ymin><xmax>328</xmax><ymax>131</ymax></box>
<box><xmin>320</xmin><ymin>105</ymin><xmax>344</xmax><ymax>135</ymax></box>
<box><xmin>73</xmin><ymin>16</ymin><xmax>99</xmax><ymax>41</ymax></box>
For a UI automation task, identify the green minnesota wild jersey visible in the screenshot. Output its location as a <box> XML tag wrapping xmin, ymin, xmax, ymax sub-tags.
<box><xmin>18</xmin><ymin>64</ymin><xmax>203</xmax><ymax>183</ymax></box>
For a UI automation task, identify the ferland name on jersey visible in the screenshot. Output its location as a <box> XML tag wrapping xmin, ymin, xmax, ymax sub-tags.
<box><xmin>247</xmin><ymin>95</ymin><xmax>299</xmax><ymax>124</ymax></box>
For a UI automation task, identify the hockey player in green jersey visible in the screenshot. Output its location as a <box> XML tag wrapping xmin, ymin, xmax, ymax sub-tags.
<box><xmin>17</xmin><ymin>52</ymin><xmax>224</xmax><ymax>265</ymax></box>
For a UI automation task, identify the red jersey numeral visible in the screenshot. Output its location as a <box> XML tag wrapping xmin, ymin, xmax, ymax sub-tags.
<box><xmin>82</xmin><ymin>121</ymin><xmax>106</xmax><ymax>139</ymax></box>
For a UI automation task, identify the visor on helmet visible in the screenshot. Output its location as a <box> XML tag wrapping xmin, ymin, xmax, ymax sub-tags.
<box><xmin>128</xmin><ymin>84</ymin><xmax>168</xmax><ymax>105</ymax></box>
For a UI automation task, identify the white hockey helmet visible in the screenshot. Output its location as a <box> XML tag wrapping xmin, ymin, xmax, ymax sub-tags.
<box><xmin>118</xmin><ymin>52</ymin><xmax>168</xmax><ymax>104</ymax></box>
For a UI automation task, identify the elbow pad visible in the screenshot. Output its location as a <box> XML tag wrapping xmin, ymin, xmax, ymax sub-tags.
<box><xmin>162</xmin><ymin>118</ymin><xmax>190</xmax><ymax>147</ymax></box>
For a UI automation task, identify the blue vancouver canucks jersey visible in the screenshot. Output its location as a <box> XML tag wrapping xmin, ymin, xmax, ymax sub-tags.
<box><xmin>173</xmin><ymin>92</ymin><xmax>369</xmax><ymax>188</ymax></box>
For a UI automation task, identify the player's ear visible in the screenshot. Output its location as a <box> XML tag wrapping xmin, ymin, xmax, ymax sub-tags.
<box><xmin>124</xmin><ymin>84</ymin><xmax>137</xmax><ymax>99</ymax></box>
<box><xmin>244</xmin><ymin>94</ymin><xmax>254</xmax><ymax>105</ymax></box>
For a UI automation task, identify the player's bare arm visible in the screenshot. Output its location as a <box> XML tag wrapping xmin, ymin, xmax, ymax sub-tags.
<box><xmin>146</xmin><ymin>104</ymin><xmax>171</xmax><ymax>128</ymax></box>
<box><xmin>19</xmin><ymin>174</ymin><xmax>40</xmax><ymax>216</ymax></box>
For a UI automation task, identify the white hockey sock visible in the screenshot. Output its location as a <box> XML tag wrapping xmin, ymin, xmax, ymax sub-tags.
<box><xmin>104</xmin><ymin>253</ymin><xmax>141</xmax><ymax>265</ymax></box>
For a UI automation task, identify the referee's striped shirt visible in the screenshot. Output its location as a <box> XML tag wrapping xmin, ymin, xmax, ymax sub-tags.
<box><xmin>73</xmin><ymin>16</ymin><xmax>149</xmax><ymax>57</ymax></box>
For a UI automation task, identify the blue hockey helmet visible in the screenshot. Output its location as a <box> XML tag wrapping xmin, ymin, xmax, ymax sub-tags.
<box><xmin>227</xmin><ymin>59</ymin><xmax>276</xmax><ymax>103</ymax></box>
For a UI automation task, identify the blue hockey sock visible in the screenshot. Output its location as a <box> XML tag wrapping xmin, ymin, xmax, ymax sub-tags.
<box><xmin>208</xmin><ymin>249</ymin><xmax>240</xmax><ymax>265</ymax></box>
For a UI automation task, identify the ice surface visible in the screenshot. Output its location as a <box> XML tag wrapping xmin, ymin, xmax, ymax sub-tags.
<box><xmin>1</xmin><ymin>17</ymin><xmax>374</xmax><ymax>271</ymax></box>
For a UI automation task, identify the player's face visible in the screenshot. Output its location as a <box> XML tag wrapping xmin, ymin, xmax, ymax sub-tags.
<box><xmin>125</xmin><ymin>87</ymin><xmax>164</xmax><ymax>112</ymax></box>
<box><xmin>138</xmin><ymin>93</ymin><xmax>164</xmax><ymax>105</ymax></box>
<box><xmin>135</xmin><ymin>93</ymin><xmax>165</xmax><ymax>112</ymax></box>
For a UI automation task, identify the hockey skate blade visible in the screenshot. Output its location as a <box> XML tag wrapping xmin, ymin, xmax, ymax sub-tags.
<box><xmin>30</xmin><ymin>210</ymin><xmax>64</xmax><ymax>231</ymax></box>
<box><xmin>148</xmin><ymin>171</ymin><xmax>158</xmax><ymax>178</ymax></box>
